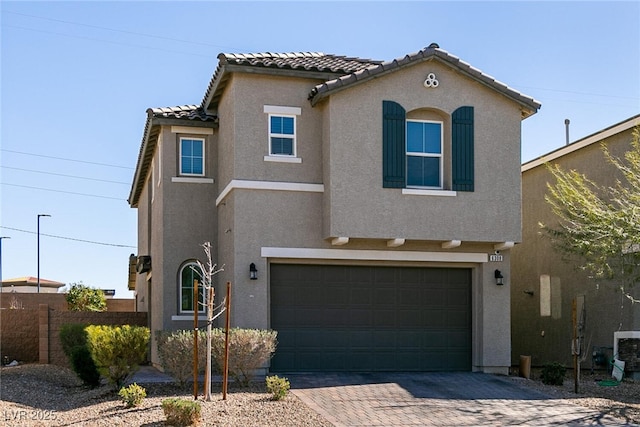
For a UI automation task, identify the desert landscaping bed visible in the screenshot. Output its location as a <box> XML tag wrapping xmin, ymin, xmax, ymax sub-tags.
<box><xmin>0</xmin><ymin>364</ymin><xmax>638</xmax><ymax>426</ymax></box>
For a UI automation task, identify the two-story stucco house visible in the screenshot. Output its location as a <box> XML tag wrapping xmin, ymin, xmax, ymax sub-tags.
<box><xmin>128</xmin><ymin>43</ymin><xmax>540</xmax><ymax>374</ymax></box>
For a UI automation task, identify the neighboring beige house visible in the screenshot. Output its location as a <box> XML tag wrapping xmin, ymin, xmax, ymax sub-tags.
<box><xmin>0</xmin><ymin>276</ymin><xmax>65</xmax><ymax>293</ymax></box>
<box><xmin>128</xmin><ymin>44</ymin><xmax>540</xmax><ymax>373</ymax></box>
<box><xmin>512</xmin><ymin>115</ymin><xmax>640</xmax><ymax>371</ymax></box>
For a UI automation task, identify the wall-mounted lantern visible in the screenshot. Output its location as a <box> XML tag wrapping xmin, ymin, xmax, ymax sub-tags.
<box><xmin>494</xmin><ymin>269</ymin><xmax>504</xmax><ymax>286</ymax></box>
<box><xmin>249</xmin><ymin>263</ymin><xmax>258</xmax><ymax>280</ymax></box>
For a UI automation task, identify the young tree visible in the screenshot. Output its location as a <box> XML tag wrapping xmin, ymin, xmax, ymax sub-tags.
<box><xmin>193</xmin><ymin>242</ymin><xmax>224</xmax><ymax>401</ymax></box>
<box><xmin>541</xmin><ymin>127</ymin><xmax>640</xmax><ymax>303</ymax></box>
<box><xmin>65</xmin><ymin>282</ymin><xmax>107</xmax><ymax>312</ymax></box>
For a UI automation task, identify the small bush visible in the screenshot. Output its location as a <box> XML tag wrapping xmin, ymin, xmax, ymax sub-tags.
<box><xmin>162</xmin><ymin>398</ymin><xmax>202</xmax><ymax>426</ymax></box>
<box><xmin>85</xmin><ymin>324</ymin><xmax>150</xmax><ymax>389</ymax></box>
<box><xmin>59</xmin><ymin>323</ymin><xmax>101</xmax><ymax>387</ymax></box>
<box><xmin>118</xmin><ymin>383</ymin><xmax>147</xmax><ymax>407</ymax></box>
<box><xmin>156</xmin><ymin>330</ymin><xmax>208</xmax><ymax>386</ymax></box>
<box><xmin>70</xmin><ymin>346</ymin><xmax>102</xmax><ymax>387</ymax></box>
<box><xmin>265</xmin><ymin>375</ymin><xmax>290</xmax><ymax>400</ymax></box>
<box><xmin>541</xmin><ymin>362</ymin><xmax>566</xmax><ymax>385</ymax></box>
<box><xmin>210</xmin><ymin>328</ymin><xmax>277</xmax><ymax>387</ymax></box>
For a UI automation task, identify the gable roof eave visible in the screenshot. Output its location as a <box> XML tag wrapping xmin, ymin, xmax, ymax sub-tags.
<box><xmin>128</xmin><ymin>106</ymin><xmax>217</xmax><ymax>207</ymax></box>
<box><xmin>201</xmin><ymin>52</ymin><xmax>383</xmax><ymax>111</ymax></box>
<box><xmin>522</xmin><ymin>113</ymin><xmax>640</xmax><ymax>172</ymax></box>
<box><xmin>308</xmin><ymin>46</ymin><xmax>541</xmax><ymax>118</ymax></box>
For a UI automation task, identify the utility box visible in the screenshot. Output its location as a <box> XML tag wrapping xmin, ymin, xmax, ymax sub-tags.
<box><xmin>614</xmin><ymin>331</ymin><xmax>640</xmax><ymax>379</ymax></box>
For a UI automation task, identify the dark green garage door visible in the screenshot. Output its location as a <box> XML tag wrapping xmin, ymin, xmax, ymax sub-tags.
<box><xmin>270</xmin><ymin>264</ymin><xmax>471</xmax><ymax>372</ymax></box>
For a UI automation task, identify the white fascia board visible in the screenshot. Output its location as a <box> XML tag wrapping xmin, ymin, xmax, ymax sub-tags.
<box><xmin>261</xmin><ymin>247</ymin><xmax>488</xmax><ymax>263</ymax></box>
<box><xmin>216</xmin><ymin>179</ymin><xmax>324</xmax><ymax>206</ymax></box>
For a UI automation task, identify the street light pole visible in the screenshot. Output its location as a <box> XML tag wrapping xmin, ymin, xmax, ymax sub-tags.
<box><xmin>0</xmin><ymin>236</ymin><xmax>10</xmax><ymax>291</ymax></box>
<box><xmin>37</xmin><ymin>214</ymin><xmax>51</xmax><ymax>293</ymax></box>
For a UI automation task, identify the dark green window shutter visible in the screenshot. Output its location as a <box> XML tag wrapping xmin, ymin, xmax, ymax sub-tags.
<box><xmin>382</xmin><ymin>100</ymin><xmax>406</xmax><ymax>188</ymax></box>
<box><xmin>452</xmin><ymin>106</ymin><xmax>474</xmax><ymax>192</ymax></box>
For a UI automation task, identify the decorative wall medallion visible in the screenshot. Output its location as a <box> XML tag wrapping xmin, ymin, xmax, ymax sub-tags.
<box><xmin>423</xmin><ymin>73</ymin><xmax>439</xmax><ymax>88</ymax></box>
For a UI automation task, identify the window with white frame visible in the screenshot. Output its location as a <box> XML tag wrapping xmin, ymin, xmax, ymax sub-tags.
<box><xmin>264</xmin><ymin>105</ymin><xmax>301</xmax><ymax>160</ymax></box>
<box><xmin>180</xmin><ymin>262</ymin><xmax>204</xmax><ymax>313</ymax></box>
<box><xmin>179</xmin><ymin>137</ymin><xmax>205</xmax><ymax>176</ymax></box>
<box><xmin>269</xmin><ymin>115</ymin><xmax>295</xmax><ymax>156</ymax></box>
<box><xmin>406</xmin><ymin>120</ymin><xmax>443</xmax><ymax>188</ymax></box>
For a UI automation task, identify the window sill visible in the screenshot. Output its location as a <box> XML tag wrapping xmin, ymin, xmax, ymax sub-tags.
<box><xmin>171</xmin><ymin>314</ymin><xmax>207</xmax><ymax>321</ymax></box>
<box><xmin>171</xmin><ymin>177</ymin><xmax>214</xmax><ymax>184</ymax></box>
<box><xmin>402</xmin><ymin>188</ymin><xmax>457</xmax><ymax>197</ymax></box>
<box><xmin>264</xmin><ymin>155</ymin><xmax>302</xmax><ymax>164</ymax></box>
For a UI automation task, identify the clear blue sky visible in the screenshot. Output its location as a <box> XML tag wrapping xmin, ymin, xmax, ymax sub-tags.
<box><xmin>1</xmin><ymin>1</ymin><xmax>639</xmax><ymax>299</ymax></box>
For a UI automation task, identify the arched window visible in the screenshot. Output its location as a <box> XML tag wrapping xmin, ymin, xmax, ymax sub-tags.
<box><xmin>179</xmin><ymin>262</ymin><xmax>204</xmax><ymax>313</ymax></box>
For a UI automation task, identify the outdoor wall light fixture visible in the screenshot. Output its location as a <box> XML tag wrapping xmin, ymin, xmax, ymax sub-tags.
<box><xmin>494</xmin><ymin>269</ymin><xmax>504</xmax><ymax>286</ymax></box>
<box><xmin>249</xmin><ymin>263</ymin><xmax>258</xmax><ymax>280</ymax></box>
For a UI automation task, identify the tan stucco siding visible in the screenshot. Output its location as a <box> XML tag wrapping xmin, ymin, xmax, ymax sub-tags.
<box><xmin>321</xmin><ymin>61</ymin><xmax>523</xmax><ymax>243</ymax></box>
<box><xmin>220</xmin><ymin>74</ymin><xmax>324</xmax><ymax>187</ymax></box>
<box><xmin>512</xmin><ymin>127</ymin><xmax>639</xmax><ymax>367</ymax></box>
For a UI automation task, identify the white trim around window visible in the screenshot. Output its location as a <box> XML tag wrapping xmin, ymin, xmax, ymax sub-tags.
<box><xmin>179</xmin><ymin>137</ymin><xmax>205</xmax><ymax>177</ymax></box>
<box><xmin>402</xmin><ymin>189</ymin><xmax>457</xmax><ymax>197</ymax></box>
<box><xmin>264</xmin><ymin>105</ymin><xmax>301</xmax><ymax>160</ymax></box>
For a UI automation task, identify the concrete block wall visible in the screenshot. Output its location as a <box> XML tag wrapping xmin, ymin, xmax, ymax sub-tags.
<box><xmin>48</xmin><ymin>310</ymin><xmax>148</xmax><ymax>366</ymax></box>
<box><xmin>0</xmin><ymin>305</ymin><xmax>147</xmax><ymax>366</ymax></box>
<box><xmin>0</xmin><ymin>309</ymin><xmax>39</xmax><ymax>363</ymax></box>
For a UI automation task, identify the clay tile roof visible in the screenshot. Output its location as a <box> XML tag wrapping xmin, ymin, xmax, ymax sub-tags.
<box><xmin>220</xmin><ymin>51</ymin><xmax>381</xmax><ymax>73</ymax></box>
<box><xmin>148</xmin><ymin>105</ymin><xmax>216</xmax><ymax>122</ymax></box>
<box><xmin>308</xmin><ymin>44</ymin><xmax>541</xmax><ymax>114</ymax></box>
<box><xmin>201</xmin><ymin>52</ymin><xmax>382</xmax><ymax>109</ymax></box>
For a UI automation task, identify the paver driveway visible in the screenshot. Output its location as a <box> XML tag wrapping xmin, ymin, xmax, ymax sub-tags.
<box><xmin>286</xmin><ymin>372</ymin><xmax>637</xmax><ymax>426</ymax></box>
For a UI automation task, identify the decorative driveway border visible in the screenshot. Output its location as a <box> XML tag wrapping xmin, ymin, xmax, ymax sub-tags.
<box><xmin>287</xmin><ymin>372</ymin><xmax>637</xmax><ymax>426</ymax></box>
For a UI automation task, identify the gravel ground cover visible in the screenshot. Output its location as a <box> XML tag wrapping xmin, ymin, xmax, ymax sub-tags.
<box><xmin>506</xmin><ymin>369</ymin><xmax>640</xmax><ymax>425</ymax></box>
<box><xmin>0</xmin><ymin>364</ymin><xmax>638</xmax><ymax>426</ymax></box>
<box><xmin>0</xmin><ymin>364</ymin><xmax>332</xmax><ymax>426</ymax></box>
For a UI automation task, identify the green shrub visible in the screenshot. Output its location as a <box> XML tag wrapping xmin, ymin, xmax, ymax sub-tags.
<box><xmin>162</xmin><ymin>398</ymin><xmax>201</xmax><ymax>426</ymax></box>
<box><xmin>70</xmin><ymin>346</ymin><xmax>102</xmax><ymax>387</ymax></box>
<box><xmin>265</xmin><ymin>375</ymin><xmax>290</xmax><ymax>400</ymax></box>
<box><xmin>156</xmin><ymin>330</ymin><xmax>208</xmax><ymax>386</ymax></box>
<box><xmin>59</xmin><ymin>323</ymin><xmax>101</xmax><ymax>387</ymax></box>
<box><xmin>541</xmin><ymin>362</ymin><xmax>566</xmax><ymax>385</ymax></box>
<box><xmin>210</xmin><ymin>328</ymin><xmax>277</xmax><ymax>387</ymax></box>
<box><xmin>65</xmin><ymin>282</ymin><xmax>107</xmax><ymax>312</ymax></box>
<box><xmin>118</xmin><ymin>383</ymin><xmax>147</xmax><ymax>407</ymax></box>
<box><xmin>85</xmin><ymin>324</ymin><xmax>150</xmax><ymax>389</ymax></box>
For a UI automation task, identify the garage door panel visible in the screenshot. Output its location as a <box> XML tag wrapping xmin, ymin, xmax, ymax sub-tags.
<box><xmin>424</xmin><ymin>289</ymin><xmax>446</xmax><ymax>307</ymax></box>
<box><xmin>374</xmin><ymin>288</ymin><xmax>396</xmax><ymax>304</ymax></box>
<box><xmin>348</xmin><ymin>309</ymin><xmax>373</xmax><ymax>326</ymax></box>
<box><xmin>397</xmin><ymin>310</ymin><xmax>422</xmax><ymax>327</ymax></box>
<box><xmin>423</xmin><ymin>310</ymin><xmax>446</xmax><ymax>327</ymax></box>
<box><xmin>271</xmin><ymin>265</ymin><xmax>471</xmax><ymax>372</ymax></box>
<box><xmin>349</xmin><ymin>287</ymin><xmax>373</xmax><ymax>305</ymax></box>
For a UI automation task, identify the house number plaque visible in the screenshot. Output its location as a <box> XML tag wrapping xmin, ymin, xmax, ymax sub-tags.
<box><xmin>489</xmin><ymin>254</ymin><xmax>503</xmax><ymax>262</ymax></box>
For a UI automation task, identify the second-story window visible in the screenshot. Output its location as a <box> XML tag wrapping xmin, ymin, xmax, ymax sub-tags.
<box><xmin>264</xmin><ymin>105</ymin><xmax>301</xmax><ymax>162</ymax></box>
<box><xmin>269</xmin><ymin>115</ymin><xmax>296</xmax><ymax>156</ymax></box>
<box><xmin>406</xmin><ymin>120</ymin><xmax>443</xmax><ymax>188</ymax></box>
<box><xmin>180</xmin><ymin>137</ymin><xmax>205</xmax><ymax>176</ymax></box>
